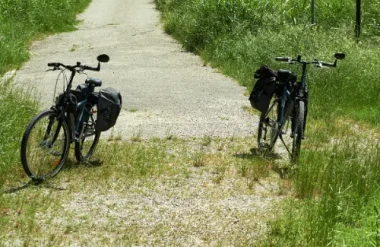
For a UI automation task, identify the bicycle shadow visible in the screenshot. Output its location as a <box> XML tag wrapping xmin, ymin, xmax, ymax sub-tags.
<box><xmin>1</xmin><ymin>156</ymin><xmax>104</xmax><ymax>194</ymax></box>
<box><xmin>235</xmin><ymin>148</ymin><xmax>282</xmax><ymax>160</ymax></box>
<box><xmin>234</xmin><ymin>148</ymin><xmax>290</xmax><ymax>179</ymax></box>
<box><xmin>2</xmin><ymin>179</ymin><xmax>67</xmax><ymax>194</ymax></box>
<box><xmin>63</xmin><ymin>158</ymin><xmax>103</xmax><ymax>171</ymax></box>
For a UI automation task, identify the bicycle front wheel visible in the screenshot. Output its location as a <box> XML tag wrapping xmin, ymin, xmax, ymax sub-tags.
<box><xmin>74</xmin><ymin>105</ymin><xmax>100</xmax><ymax>162</ymax></box>
<box><xmin>21</xmin><ymin>110</ymin><xmax>70</xmax><ymax>180</ymax></box>
<box><xmin>291</xmin><ymin>101</ymin><xmax>305</xmax><ymax>164</ymax></box>
<box><xmin>257</xmin><ymin>98</ymin><xmax>279</xmax><ymax>152</ymax></box>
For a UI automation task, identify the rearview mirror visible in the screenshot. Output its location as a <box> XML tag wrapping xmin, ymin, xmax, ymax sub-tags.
<box><xmin>334</xmin><ymin>53</ymin><xmax>345</xmax><ymax>60</ymax></box>
<box><xmin>97</xmin><ymin>54</ymin><xmax>110</xmax><ymax>63</ymax></box>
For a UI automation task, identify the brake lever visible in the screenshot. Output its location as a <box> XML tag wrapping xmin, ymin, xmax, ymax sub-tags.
<box><xmin>46</xmin><ymin>68</ymin><xmax>59</xmax><ymax>72</ymax></box>
<box><xmin>313</xmin><ymin>59</ymin><xmax>322</xmax><ymax>68</ymax></box>
<box><xmin>75</xmin><ymin>65</ymin><xmax>85</xmax><ymax>74</ymax></box>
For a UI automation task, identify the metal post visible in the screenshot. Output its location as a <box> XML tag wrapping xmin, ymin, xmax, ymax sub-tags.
<box><xmin>355</xmin><ymin>0</ymin><xmax>361</xmax><ymax>39</ymax></box>
<box><xmin>311</xmin><ymin>0</ymin><xmax>315</xmax><ymax>24</ymax></box>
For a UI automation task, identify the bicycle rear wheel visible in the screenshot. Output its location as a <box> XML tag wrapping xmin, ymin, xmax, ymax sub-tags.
<box><xmin>291</xmin><ymin>101</ymin><xmax>305</xmax><ymax>164</ymax></box>
<box><xmin>257</xmin><ymin>98</ymin><xmax>279</xmax><ymax>152</ymax></box>
<box><xmin>21</xmin><ymin>110</ymin><xmax>70</xmax><ymax>180</ymax></box>
<box><xmin>74</xmin><ymin>105</ymin><xmax>100</xmax><ymax>162</ymax></box>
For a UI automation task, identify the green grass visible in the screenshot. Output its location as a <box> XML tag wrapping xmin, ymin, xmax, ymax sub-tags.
<box><xmin>0</xmin><ymin>0</ymin><xmax>92</xmax><ymax>75</ymax></box>
<box><xmin>0</xmin><ymin>80</ymin><xmax>39</xmax><ymax>186</ymax></box>
<box><xmin>154</xmin><ymin>0</ymin><xmax>380</xmax><ymax>246</ymax></box>
<box><xmin>262</xmin><ymin>132</ymin><xmax>380</xmax><ymax>246</ymax></box>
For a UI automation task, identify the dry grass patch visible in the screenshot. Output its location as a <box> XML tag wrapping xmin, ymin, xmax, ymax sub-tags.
<box><xmin>1</xmin><ymin>136</ymin><xmax>286</xmax><ymax>246</ymax></box>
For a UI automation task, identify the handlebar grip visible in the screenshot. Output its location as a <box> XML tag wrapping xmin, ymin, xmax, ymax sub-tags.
<box><xmin>48</xmin><ymin>63</ymin><xmax>58</xmax><ymax>67</ymax></box>
<box><xmin>83</xmin><ymin>65</ymin><xmax>100</xmax><ymax>72</ymax></box>
<box><xmin>321</xmin><ymin>61</ymin><xmax>336</xmax><ymax>67</ymax></box>
<box><xmin>275</xmin><ymin>57</ymin><xmax>290</xmax><ymax>62</ymax></box>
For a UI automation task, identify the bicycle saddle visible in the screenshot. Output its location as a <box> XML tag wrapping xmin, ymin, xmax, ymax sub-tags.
<box><xmin>277</xmin><ymin>69</ymin><xmax>296</xmax><ymax>83</ymax></box>
<box><xmin>85</xmin><ymin>77</ymin><xmax>102</xmax><ymax>87</ymax></box>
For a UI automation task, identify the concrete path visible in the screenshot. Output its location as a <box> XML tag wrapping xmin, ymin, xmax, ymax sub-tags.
<box><xmin>14</xmin><ymin>0</ymin><xmax>256</xmax><ymax>139</ymax></box>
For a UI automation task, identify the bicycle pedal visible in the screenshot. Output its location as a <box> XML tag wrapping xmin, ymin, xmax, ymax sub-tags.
<box><xmin>84</xmin><ymin>125</ymin><xmax>95</xmax><ymax>135</ymax></box>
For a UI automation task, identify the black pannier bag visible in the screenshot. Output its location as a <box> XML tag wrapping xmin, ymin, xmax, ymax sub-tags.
<box><xmin>249</xmin><ymin>65</ymin><xmax>277</xmax><ymax>113</ymax></box>
<box><xmin>96</xmin><ymin>87</ymin><xmax>122</xmax><ymax>132</ymax></box>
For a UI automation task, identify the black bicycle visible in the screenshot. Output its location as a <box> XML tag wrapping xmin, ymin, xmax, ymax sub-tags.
<box><xmin>20</xmin><ymin>54</ymin><xmax>110</xmax><ymax>181</ymax></box>
<box><xmin>257</xmin><ymin>53</ymin><xmax>345</xmax><ymax>164</ymax></box>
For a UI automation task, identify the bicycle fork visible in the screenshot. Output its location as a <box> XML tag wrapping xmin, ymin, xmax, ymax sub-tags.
<box><xmin>277</xmin><ymin>86</ymin><xmax>296</xmax><ymax>155</ymax></box>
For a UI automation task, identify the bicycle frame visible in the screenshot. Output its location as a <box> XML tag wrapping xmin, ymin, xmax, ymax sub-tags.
<box><xmin>53</xmin><ymin>66</ymin><xmax>97</xmax><ymax>143</ymax></box>
<box><xmin>74</xmin><ymin>89</ymin><xmax>97</xmax><ymax>141</ymax></box>
<box><xmin>274</xmin><ymin>54</ymin><xmax>343</xmax><ymax>151</ymax></box>
<box><xmin>20</xmin><ymin>54</ymin><xmax>109</xmax><ymax>180</ymax></box>
<box><xmin>53</xmin><ymin>69</ymin><xmax>76</xmax><ymax>143</ymax></box>
<box><xmin>269</xmin><ymin>62</ymin><xmax>309</xmax><ymax>155</ymax></box>
<box><xmin>74</xmin><ymin>99</ymin><xmax>89</xmax><ymax>140</ymax></box>
<box><xmin>278</xmin><ymin>83</ymin><xmax>295</xmax><ymax>130</ymax></box>
<box><xmin>257</xmin><ymin>53</ymin><xmax>345</xmax><ymax>165</ymax></box>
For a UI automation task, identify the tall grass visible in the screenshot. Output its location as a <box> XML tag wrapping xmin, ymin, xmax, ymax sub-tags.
<box><xmin>156</xmin><ymin>0</ymin><xmax>379</xmax><ymax>50</ymax></box>
<box><xmin>0</xmin><ymin>0</ymin><xmax>92</xmax><ymax>75</ymax></box>
<box><xmin>265</xmin><ymin>134</ymin><xmax>380</xmax><ymax>246</ymax></box>
<box><xmin>0</xmin><ymin>80</ymin><xmax>38</xmax><ymax>187</ymax></box>
<box><xmin>155</xmin><ymin>0</ymin><xmax>380</xmax><ymax>245</ymax></box>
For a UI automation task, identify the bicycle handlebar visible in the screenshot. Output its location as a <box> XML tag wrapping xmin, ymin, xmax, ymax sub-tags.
<box><xmin>275</xmin><ymin>54</ymin><xmax>340</xmax><ymax>68</ymax></box>
<box><xmin>320</xmin><ymin>61</ymin><xmax>336</xmax><ymax>67</ymax></box>
<box><xmin>275</xmin><ymin>57</ymin><xmax>291</xmax><ymax>62</ymax></box>
<box><xmin>47</xmin><ymin>62</ymin><xmax>61</xmax><ymax>67</ymax></box>
<box><xmin>47</xmin><ymin>62</ymin><xmax>100</xmax><ymax>72</ymax></box>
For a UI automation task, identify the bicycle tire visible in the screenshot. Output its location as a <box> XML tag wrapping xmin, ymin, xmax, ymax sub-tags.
<box><xmin>21</xmin><ymin>110</ymin><xmax>70</xmax><ymax>180</ymax></box>
<box><xmin>291</xmin><ymin>101</ymin><xmax>305</xmax><ymax>164</ymax></box>
<box><xmin>74</xmin><ymin>105</ymin><xmax>101</xmax><ymax>162</ymax></box>
<box><xmin>257</xmin><ymin>98</ymin><xmax>279</xmax><ymax>152</ymax></box>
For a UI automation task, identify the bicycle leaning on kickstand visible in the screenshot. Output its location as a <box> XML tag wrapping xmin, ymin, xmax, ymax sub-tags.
<box><xmin>250</xmin><ymin>52</ymin><xmax>345</xmax><ymax>165</ymax></box>
<box><xmin>20</xmin><ymin>54</ymin><xmax>122</xmax><ymax>181</ymax></box>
